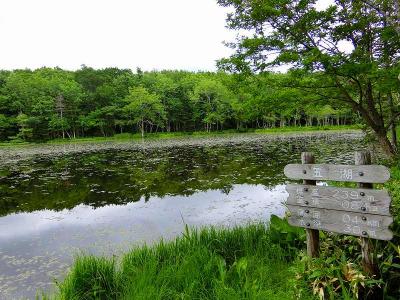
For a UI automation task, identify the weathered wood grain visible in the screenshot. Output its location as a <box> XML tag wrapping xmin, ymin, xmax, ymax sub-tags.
<box><xmin>286</xmin><ymin>184</ymin><xmax>391</xmax><ymax>216</ymax></box>
<box><xmin>355</xmin><ymin>151</ymin><xmax>381</xmax><ymax>278</ymax></box>
<box><xmin>284</xmin><ymin>164</ymin><xmax>390</xmax><ymax>183</ymax></box>
<box><xmin>287</xmin><ymin>205</ymin><xmax>393</xmax><ymax>240</ymax></box>
<box><xmin>302</xmin><ymin>152</ymin><xmax>319</xmax><ymax>258</ymax></box>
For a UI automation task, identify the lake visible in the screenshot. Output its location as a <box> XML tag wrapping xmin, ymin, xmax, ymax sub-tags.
<box><xmin>0</xmin><ymin>131</ymin><xmax>375</xmax><ymax>299</ymax></box>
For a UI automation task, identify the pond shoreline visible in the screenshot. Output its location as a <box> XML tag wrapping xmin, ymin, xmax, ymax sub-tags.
<box><xmin>0</xmin><ymin>126</ymin><xmax>360</xmax><ymax>149</ymax></box>
<box><xmin>0</xmin><ymin>129</ymin><xmax>363</xmax><ymax>166</ymax></box>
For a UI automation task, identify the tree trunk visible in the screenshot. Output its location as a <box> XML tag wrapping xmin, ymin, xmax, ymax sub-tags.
<box><xmin>375</xmin><ymin>131</ymin><xmax>395</xmax><ymax>157</ymax></box>
<box><xmin>346</xmin><ymin>98</ymin><xmax>396</xmax><ymax>157</ymax></box>
<box><xmin>388</xmin><ymin>93</ymin><xmax>398</xmax><ymax>151</ymax></box>
<box><xmin>60</xmin><ymin>110</ymin><xmax>65</xmax><ymax>139</ymax></box>
<box><xmin>141</xmin><ymin>118</ymin><xmax>144</xmax><ymax>138</ymax></box>
<box><xmin>366</xmin><ymin>120</ymin><xmax>395</xmax><ymax>157</ymax></box>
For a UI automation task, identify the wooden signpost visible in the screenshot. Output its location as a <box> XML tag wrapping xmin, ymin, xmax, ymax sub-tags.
<box><xmin>284</xmin><ymin>151</ymin><xmax>393</xmax><ymax>276</ymax></box>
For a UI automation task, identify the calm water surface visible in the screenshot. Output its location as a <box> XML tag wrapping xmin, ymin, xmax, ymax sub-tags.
<box><xmin>0</xmin><ymin>132</ymin><xmax>374</xmax><ymax>299</ymax></box>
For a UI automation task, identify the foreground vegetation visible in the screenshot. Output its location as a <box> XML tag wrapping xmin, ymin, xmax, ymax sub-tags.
<box><xmin>46</xmin><ymin>224</ymin><xmax>311</xmax><ymax>300</ymax></box>
<box><xmin>44</xmin><ymin>162</ymin><xmax>400</xmax><ymax>300</ymax></box>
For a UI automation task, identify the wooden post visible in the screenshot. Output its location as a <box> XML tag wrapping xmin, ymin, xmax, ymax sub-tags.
<box><xmin>302</xmin><ymin>152</ymin><xmax>319</xmax><ymax>257</ymax></box>
<box><xmin>355</xmin><ymin>151</ymin><xmax>380</xmax><ymax>277</ymax></box>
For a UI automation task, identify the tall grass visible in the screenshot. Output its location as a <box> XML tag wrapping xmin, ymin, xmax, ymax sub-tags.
<box><xmin>51</xmin><ymin>224</ymin><xmax>314</xmax><ymax>300</ymax></box>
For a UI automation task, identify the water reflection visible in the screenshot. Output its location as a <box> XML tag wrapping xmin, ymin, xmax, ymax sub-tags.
<box><xmin>0</xmin><ymin>132</ymin><xmax>367</xmax><ymax>216</ymax></box>
<box><xmin>0</xmin><ymin>184</ymin><xmax>286</xmax><ymax>241</ymax></box>
<box><xmin>0</xmin><ymin>184</ymin><xmax>285</xmax><ymax>299</ymax></box>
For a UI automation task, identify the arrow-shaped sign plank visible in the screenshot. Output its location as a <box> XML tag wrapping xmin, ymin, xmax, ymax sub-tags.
<box><xmin>284</xmin><ymin>164</ymin><xmax>390</xmax><ymax>183</ymax></box>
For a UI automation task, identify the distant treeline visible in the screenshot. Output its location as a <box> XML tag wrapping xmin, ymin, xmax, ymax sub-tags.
<box><xmin>0</xmin><ymin>66</ymin><xmax>356</xmax><ymax>141</ymax></box>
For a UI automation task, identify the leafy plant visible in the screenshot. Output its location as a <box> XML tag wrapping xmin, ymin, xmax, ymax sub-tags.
<box><xmin>269</xmin><ymin>214</ymin><xmax>306</xmax><ymax>258</ymax></box>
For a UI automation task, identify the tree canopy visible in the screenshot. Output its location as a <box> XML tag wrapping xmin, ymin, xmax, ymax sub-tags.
<box><xmin>123</xmin><ymin>86</ymin><xmax>166</xmax><ymax>137</ymax></box>
<box><xmin>217</xmin><ymin>0</ymin><xmax>400</xmax><ymax>155</ymax></box>
<box><xmin>0</xmin><ymin>67</ymin><xmax>356</xmax><ymax>142</ymax></box>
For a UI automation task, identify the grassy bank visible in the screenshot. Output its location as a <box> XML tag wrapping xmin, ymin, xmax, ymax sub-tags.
<box><xmin>43</xmin><ymin>223</ymin><xmax>312</xmax><ymax>300</ymax></box>
<box><xmin>0</xmin><ymin>125</ymin><xmax>360</xmax><ymax>148</ymax></box>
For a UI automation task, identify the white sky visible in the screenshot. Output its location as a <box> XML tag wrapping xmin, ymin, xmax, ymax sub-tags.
<box><xmin>0</xmin><ymin>0</ymin><xmax>334</xmax><ymax>72</ymax></box>
<box><xmin>0</xmin><ymin>0</ymin><xmax>236</xmax><ymax>71</ymax></box>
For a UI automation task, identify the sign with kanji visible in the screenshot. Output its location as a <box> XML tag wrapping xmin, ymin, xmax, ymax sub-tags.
<box><xmin>284</xmin><ymin>162</ymin><xmax>393</xmax><ymax>241</ymax></box>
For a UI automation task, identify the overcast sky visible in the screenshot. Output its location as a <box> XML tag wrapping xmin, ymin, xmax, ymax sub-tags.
<box><xmin>0</xmin><ymin>0</ymin><xmax>333</xmax><ymax>72</ymax></box>
<box><xmin>0</xmin><ymin>0</ymin><xmax>237</xmax><ymax>71</ymax></box>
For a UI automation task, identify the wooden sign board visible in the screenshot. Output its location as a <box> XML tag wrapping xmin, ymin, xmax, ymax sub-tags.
<box><xmin>287</xmin><ymin>205</ymin><xmax>393</xmax><ymax>240</ymax></box>
<box><xmin>284</xmin><ymin>164</ymin><xmax>390</xmax><ymax>183</ymax></box>
<box><xmin>286</xmin><ymin>152</ymin><xmax>393</xmax><ymax>277</ymax></box>
<box><xmin>286</xmin><ymin>184</ymin><xmax>391</xmax><ymax>216</ymax></box>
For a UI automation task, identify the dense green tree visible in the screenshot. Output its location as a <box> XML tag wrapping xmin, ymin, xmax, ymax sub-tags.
<box><xmin>123</xmin><ymin>87</ymin><xmax>167</xmax><ymax>137</ymax></box>
<box><xmin>191</xmin><ymin>77</ymin><xmax>233</xmax><ymax>131</ymax></box>
<box><xmin>0</xmin><ymin>114</ymin><xmax>14</xmax><ymax>139</ymax></box>
<box><xmin>1</xmin><ymin>69</ymin><xmax>85</xmax><ymax>140</ymax></box>
<box><xmin>217</xmin><ymin>0</ymin><xmax>400</xmax><ymax>156</ymax></box>
<box><xmin>80</xmin><ymin>106</ymin><xmax>121</xmax><ymax>137</ymax></box>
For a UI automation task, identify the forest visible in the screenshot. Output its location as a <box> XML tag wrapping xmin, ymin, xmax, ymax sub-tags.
<box><xmin>0</xmin><ymin>66</ymin><xmax>355</xmax><ymax>142</ymax></box>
